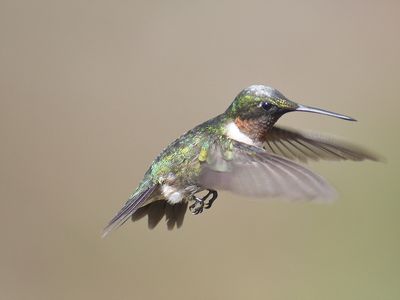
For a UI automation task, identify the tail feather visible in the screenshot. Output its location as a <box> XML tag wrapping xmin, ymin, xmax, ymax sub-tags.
<box><xmin>102</xmin><ymin>184</ymin><xmax>158</xmax><ymax>237</ymax></box>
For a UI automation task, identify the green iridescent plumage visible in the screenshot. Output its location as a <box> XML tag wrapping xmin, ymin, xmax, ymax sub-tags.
<box><xmin>148</xmin><ymin>114</ymin><xmax>228</xmax><ymax>184</ymax></box>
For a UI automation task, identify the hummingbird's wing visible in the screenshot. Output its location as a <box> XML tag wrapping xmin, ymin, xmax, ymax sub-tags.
<box><xmin>199</xmin><ymin>139</ymin><xmax>336</xmax><ymax>200</ymax></box>
<box><xmin>263</xmin><ymin>126</ymin><xmax>378</xmax><ymax>163</ymax></box>
<box><xmin>102</xmin><ymin>183</ymin><xmax>158</xmax><ymax>237</ymax></box>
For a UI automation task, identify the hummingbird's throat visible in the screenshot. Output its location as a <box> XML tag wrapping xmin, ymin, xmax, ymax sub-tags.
<box><xmin>234</xmin><ymin>116</ymin><xmax>273</xmax><ymax>143</ymax></box>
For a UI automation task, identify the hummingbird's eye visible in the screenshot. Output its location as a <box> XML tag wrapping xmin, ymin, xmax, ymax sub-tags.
<box><xmin>261</xmin><ymin>102</ymin><xmax>272</xmax><ymax>111</ymax></box>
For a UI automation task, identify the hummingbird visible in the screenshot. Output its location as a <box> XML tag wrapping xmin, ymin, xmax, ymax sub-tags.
<box><xmin>102</xmin><ymin>85</ymin><xmax>377</xmax><ymax>236</ymax></box>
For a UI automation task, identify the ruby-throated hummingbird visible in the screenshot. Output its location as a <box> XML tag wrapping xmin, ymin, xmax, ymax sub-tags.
<box><xmin>103</xmin><ymin>85</ymin><xmax>377</xmax><ymax>236</ymax></box>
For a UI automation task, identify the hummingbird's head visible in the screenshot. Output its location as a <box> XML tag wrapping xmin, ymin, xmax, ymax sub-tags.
<box><xmin>225</xmin><ymin>85</ymin><xmax>355</xmax><ymax>142</ymax></box>
<box><xmin>226</xmin><ymin>85</ymin><xmax>298</xmax><ymax>121</ymax></box>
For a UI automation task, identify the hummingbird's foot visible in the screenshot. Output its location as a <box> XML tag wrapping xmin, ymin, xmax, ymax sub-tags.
<box><xmin>203</xmin><ymin>190</ymin><xmax>218</xmax><ymax>209</ymax></box>
<box><xmin>189</xmin><ymin>190</ymin><xmax>218</xmax><ymax>215</ymax></box>
<box><xmin>189</xmin><ymin>196</ymin><xmax>204</xmax><ymax>215</ymax></box>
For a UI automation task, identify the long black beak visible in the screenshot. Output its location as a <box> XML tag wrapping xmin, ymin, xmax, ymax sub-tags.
<box><xmin>295</xmin><ymin>104</ymin><xmax>356</xmax><ymax>121</ymax></box>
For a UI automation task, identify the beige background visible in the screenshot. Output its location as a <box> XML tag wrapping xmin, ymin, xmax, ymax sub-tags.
<box><xmin>1</xmin><ymin>1</ymin><xmax>399</xmax><ymax>299</ymax></box>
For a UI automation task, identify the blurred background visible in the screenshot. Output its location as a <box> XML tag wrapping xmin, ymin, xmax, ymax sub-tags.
<box><xmin>1</xmin><ymin>1</ymin><xmax>399</xmax><ymax>299</ymax></box>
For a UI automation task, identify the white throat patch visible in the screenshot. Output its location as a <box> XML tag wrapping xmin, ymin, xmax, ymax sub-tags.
<box><xmin>226</xmin><ymin>122</ymin><xmax>256</xmax><ymax>146</ymax></box>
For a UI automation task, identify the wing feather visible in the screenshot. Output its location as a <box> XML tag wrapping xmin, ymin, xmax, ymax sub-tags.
<box><xmin>199</xmin><ymin>139</ymin><xmax>336</xmax><ymax>200</ymax></box>
<box><xmin>264</xmin><ymin>126</ymin><xmax>379</xmax><ymax>162</ymax></box>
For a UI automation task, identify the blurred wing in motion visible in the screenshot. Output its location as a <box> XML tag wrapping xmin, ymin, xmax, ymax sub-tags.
<box><xmin>199</xmin><ymin>139</ymin><xmax>336</xmax><ymax>201</ymax></box>
<box><xmin>131</xmin><ymin>200</ymin><xmax>188</xmax><ymax>230</ymax></box>
<box><xmin>102</xmin><ymin>183</ymin><xmax>158</xmax><ymax>237</ymax></box>
<box><xmin>264</xmin><ymin>126</ymin><xmax>379</xmax><ymax>163</ymax></box>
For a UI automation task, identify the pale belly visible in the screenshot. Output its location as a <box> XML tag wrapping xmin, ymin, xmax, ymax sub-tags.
<box><xmin>161</xmin><ymin>183</ymin><xmax>202</xmax><ymax>204</ymax></box>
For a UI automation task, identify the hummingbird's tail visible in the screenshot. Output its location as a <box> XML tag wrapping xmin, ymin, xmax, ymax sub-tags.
<box><xmin>102</xmin><ymin>183</ymin><xmax>158</xmax><ymax>238</ymax></box>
